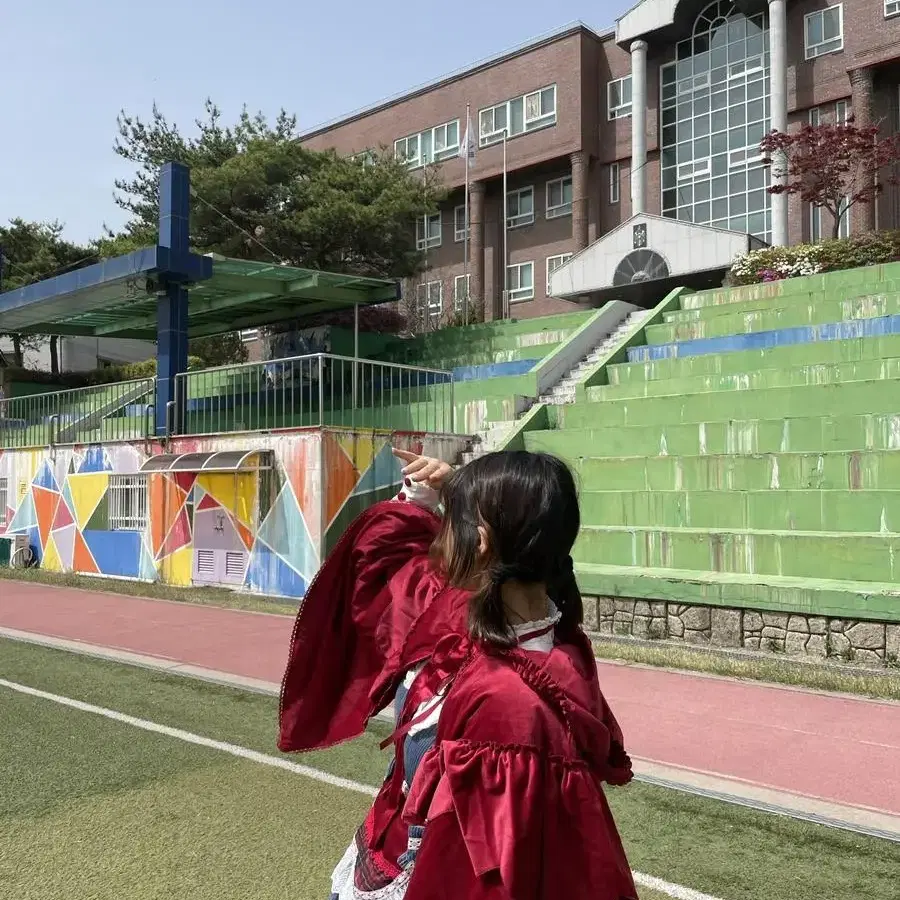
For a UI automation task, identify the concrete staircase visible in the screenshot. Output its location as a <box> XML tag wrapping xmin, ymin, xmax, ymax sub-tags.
<box><xmin>459</xmin><ymin>308</ymin><xmax>650</xmax><ymax>463</ymax></box>
<box><xmin>524</xmin><ymin>263</ymin><xmax>900</xmax><ymax>645</ymax></box>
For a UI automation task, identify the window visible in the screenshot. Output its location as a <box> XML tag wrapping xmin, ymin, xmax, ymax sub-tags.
<box><xmin>416</xmin><ymin>213</ymin><xmax>442</xmax><ymax>250</ymax></box>
<box><xmin>835</xmin><ymin>100</ymin><xmax>850</xmax><ymax>123</ymax></box>
<box><xmin>0</xmin><ymin>477</ymin><xmax>7</xmax><ymax>526</ymax></box>
<box><xmin>108</xmin><ymin>475</ymin><xmax>148</xmax><ymax>531</ymax></box>
<box><xmin>810</xmin><ymin>203</ymin><xmax>822</xmax><ymax>242</ymax></box>
<box><xmin>240</xmin><ymin>329</ymin><xmax>259</xmax><ymax>342</ymax></box>
<box><xmin>453</xmin><ymin>274</ymin><xmax>471</xmax><ymax>312</ymax></box>
<box><xmin>416</xmin><ymin>280</ymin><xmax>443</xmax><ymax>324</ymax></box>
<box><xmin>660</xmin><ymin>1</ymin><xmax>773</xmax><ymax>242</ymax></box>
<box><xmin>838</xmin><ymin>196</ymin><xmax>851</xmax><ymax>239</ymax></box>
<box><xmin>810</xmin><ymin>100</ymin><xmax>850</xmax><ymax>127</ymax></box>
<box><xmin>507</xmin><ymin>187</ymin><xmax>535</xmax><ymax>228</ymax></box>
<box><xmin>546</xmin><ymin>177</ymin><xmax>573</xmax><ymax>218</ymax></box>
<box><xmin>352</xmin><ymin>149</ymin><xmax>377</xmax><ymax>165</ymax></box>
<box><xmin>546</xmin><ymin>254</ymin><xmax>573</xmax><ymax>295</ymax></box>
<box><xmin>608</xmin><ymin>77</ymin><xmax>632</xmax><ymax>119</ymax></box>
<box><xmin>610</xmin><ymin>163</ymin><xmax>620</xmax><ymax>204</ymax></box>
<box><xmin>506</xmin><ymin>262</ymin><xmax>534</xmax><ymax>302</ymax></box>
<box><xmin>454</xmin><ymin>205</ymin><xmax>468</xmax><ymax>242</ymax></box>
<box><xmin>888</xmin><ymin>0</ymin><xmax>900</xmax><ymax>17</ymax></box>
<box><xmin>805</xmin><ymin>5</ymin><xmax>843</xmax><ymax>59</ymax></box>
<box><xmin>479</xmin><ymin>85</ymin><xmax>557</xmax><ymax>146</ymax></box>
<box><xmin>395</xmin><ymin>120</ymin><xmax>460</xmax><ymax>169</ymax></box>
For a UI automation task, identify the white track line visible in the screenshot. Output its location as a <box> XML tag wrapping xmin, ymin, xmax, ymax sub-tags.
<box><xmin>0</xmin><ymin>677</ymin><xmax>724</xmax><ymax>900</ymax></box>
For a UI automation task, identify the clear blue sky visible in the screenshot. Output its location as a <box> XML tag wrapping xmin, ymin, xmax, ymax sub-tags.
<box><xmin>1</xmin><ymin>0</ymin><xmax>631</xmax><ymax>246</ymax></box>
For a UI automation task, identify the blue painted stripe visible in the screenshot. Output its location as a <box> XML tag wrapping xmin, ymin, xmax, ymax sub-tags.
<box><xmin>451</xmin><ymin>358</ymin><xmax>537</xmax><ymax>381</ymax></box>
<box><xmin>627</xmin><ymin>314</ymin><xmax>900</xmax><ymax>362</ymax></box>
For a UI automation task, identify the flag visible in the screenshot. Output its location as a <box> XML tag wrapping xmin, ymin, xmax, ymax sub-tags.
<box><xmin>459</xmin><ymin>112</ymin><xmax>475</xmax><ymax>161</ymax></box>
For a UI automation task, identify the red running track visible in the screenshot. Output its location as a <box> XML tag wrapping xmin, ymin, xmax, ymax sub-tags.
<box><xmin>1</xmin><ymin>581</ymin><xmax>898</xmax><ymax>816</ymax></box>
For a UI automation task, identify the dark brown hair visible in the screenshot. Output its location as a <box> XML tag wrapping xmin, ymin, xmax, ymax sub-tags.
<box><xmin>433</xmin><ymin>450</ymin><xmax>582</xmax><ymax>648</ymax></box>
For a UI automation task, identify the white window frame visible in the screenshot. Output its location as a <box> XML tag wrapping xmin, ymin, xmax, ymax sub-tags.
<box><xmin>809</xmin><ymin>203</ymin><xmax>822</xmax><ymax>242</ymax></box>
<box><xmin>888</xmin><ymin>0</ymin><xmax>900</xmax><ymax>17</ymax></box>
<box><xmin>545</xmin><ymin>176</ymin><xmax>573</xmax><ymax>219</ymax></box>
<box><xmin>610</xmin><ymin>163</ymin><xmax>620</xmax><ymax>204</ymax></box>
<box><xmin>415</xmin><ymin>280</ymin><xmax>443</xmax><ymax>323</ymax></box>
<box><xmin>838</xmin><ymin>196</ymin><xmax>851</xmax><ymax>239</ymax></box>
<box><xmin>546</xmin><ymin>254</ymin><xmax>572</xmax><ymax>295</ymax></box>
<box><xmin>678</xmin><ymin>158</ymin><xmax>712</xmax><ymax>180</ymax></box>
<box><xmin>608</xmin><ymin>76</ymin><xmax>632</xmax><ymax>120</ymax></box>
<box><xmin>727</xmin><ymin>56</ymin><xmax>764</xmax><ymax>83</ymax></box>
<box><xmin>835</xmin><ymin>99</ymin><xmax>850</xmax><ymax>123</ymax></box>
<box><xmin>728</xmin><ymin>147</ymin><xmax>763</xmax><ymax>168</ymax></box>
<box><xmin>0</xmin><ymin>477</ymin><xmax>7</xmax><ymax>526</ymax></box>
<box><xmin>479</xmin><ymin>85</ymin><xmax>557</xmax><ymax>146</ymax></box>
<box><xmin>506</xmin><ymin>261</ymin><xmax>535</xmax><ymax>303</ymax></box>
<box><xmin>395</xmin><ymin>120</ymin><xmax>460</xmax><ymax>169</ymax></box>
<box><xmin>454</xmin><ymin>205</ymin><xmax>468</xmax><ymax>242</ymax></box>
<box><xmin>416</xmin><ymin>213</ymin><xmax>442</xmax><ymax>250</ymax></box>
<box><xmin>804</xmin><ymin>5</ymin><xmax>844</xmax><ymax>60</ymax></box>
<box><xmin>240</xmin><ymin>328</ymin><xmax>259</xmax><ymax>342</ymax></box>
<box><xmin>524</xmin><ymin>86</ymin><xmax>557</xmax><ymax>128</ymax></box>
<box><xmin>108</xmin><ymin>475</ymin><xmax>149</xmax><ymax>532</ymax></box>
<box><xmin>506</xmin><ymin>186</ymin><xmax>535</xmax><ymax>229</ymax></box>
<box><xmin>453</xmin><ymin>274</ymin><xmax>471</xmax><ymax>312</ymax></box>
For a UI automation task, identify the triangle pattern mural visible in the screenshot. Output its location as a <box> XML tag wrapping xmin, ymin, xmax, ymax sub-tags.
<box><xmin>69</xmin><ymin>474</ymin><xmax>109</xmax><ymax>530</ymax></box>
<box><xmin>352</xmin><ymin>438</ymin><xmax>402</xmax><ymax>497</ymax></box>
<box><xmin>34</xmin><ymin>486</ymin><xmax>60</xmax><ymax>549</ymax></box>
<box><xmin>33</xmin><ymin>460</ymin><xmax>59</xmax><ymax>492</ymax></box>
<box><xmin>257</xmin><ymin>483</ymin><xmax>318</xmax><ymax>582</ymax></box>
<box><xmin>73</xmin><ymin>529</ymin><xmax>99</xmax><ymax>574</ymax></box>
<box><xmin>54</xmin><ymin>524</ymin><xmax>76</xmax><ymax>570</ymax></box>
<box><xmin>52</xmin><ymin>496</ymin><xmax>75</xmax><ymax>531</ymax></box>
<box><xmin>7</xmin><ymin>489</ymin><xmax>37</xmax><ymax>533</ymax></box>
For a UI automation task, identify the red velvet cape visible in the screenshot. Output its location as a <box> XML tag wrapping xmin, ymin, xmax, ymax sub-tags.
<box><xmin>278</xmin><ymin>499</ymin><xmax>469</xmax><ymax>752</ymax></box>
<box><xmin>401</xmin><ymin>632</ymin><xmax>637</xmax><ymax>900</ymax></box>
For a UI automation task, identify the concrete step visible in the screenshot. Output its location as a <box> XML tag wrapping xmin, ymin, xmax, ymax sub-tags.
<box><xmin>580</xmin><ymin>489</ymin><xmax>900</xmax><ymax>533</ymax></box>
<box><xmin>664</xmin><ymin>285</ymin><xmax>900</xmax><ymax>325</ymax></box>
<box><xmin>575</xmin><ymin>378</ymin><xmax>900</xmax><ymax>429</ymax></box>
<box><xmin>646</xmin><ymin>294</ymin><xmax>900</xmax><ymax>345</ymax></box>
<box><xmin>524</xmin><ymin>412</ymin><xmax>900</xmax><ymax>457</ymax></box>
<box><xmin>573</xmin><ymin>524</ymin><xmax>900</xmax><ymax>583</ymax></box>
<box><xmin>681</xmin><ymin>264</ymin><xmax>900</xmax><ymax>311</ymax></box>
<box><xmin>574</xmin><ymin>563</ymin><xmax>900</xmax><ymax>622</ymax></box>
<box><xmin>631</xmin><ymin>313</ymin><xmax>900</xmax><ymax>363</ymax></box>
<box><xmin>609</xmin><ymin>333</ymin><xmax>900</xmax><ymax>386</ymax></box>
<box><xmin>594</xmin><ymin>355</ymin><xmax>900</xmax><ymax>400</ymax></box>
<box><xmin>564</xmin><ymin>450</ymin><xmax>900</xmax><ymax>492</ymax></box>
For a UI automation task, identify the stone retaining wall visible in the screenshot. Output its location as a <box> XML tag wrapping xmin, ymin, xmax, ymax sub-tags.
<box><xmin>583</xmin><ymin>596</ymin><xmax>900</xmax><ymax>668</ymax></box>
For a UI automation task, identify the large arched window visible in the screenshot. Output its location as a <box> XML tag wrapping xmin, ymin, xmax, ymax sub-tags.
<box><xmin>660</xmin><ymin>0</ymin><xmax>771</xmax><ymax>240</ymax></box>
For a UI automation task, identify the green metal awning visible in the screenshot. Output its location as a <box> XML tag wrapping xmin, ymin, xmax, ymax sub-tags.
<box><xmin>2</xmin><ymin>255</ymin><xmax>400</xmax><ymax>340</ymax></box>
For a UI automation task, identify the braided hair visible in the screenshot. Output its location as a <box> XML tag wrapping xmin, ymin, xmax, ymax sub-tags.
<box><xmin>432</xmin><ymin>451</ymin><xmax>582</xmax><ymax>648</ymax></box>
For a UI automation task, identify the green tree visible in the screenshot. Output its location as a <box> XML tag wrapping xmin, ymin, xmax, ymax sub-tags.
<box><xmin>0</xmin><ymin>220</ymin><xmax>96</xmax><ymax>373</ymax></box>
<box><xmin>107</xmin><ymin>101</ymin><xmax>443</xmax><ymax>279</ymax></box>
<box><xmin>189</xmin><ymin>332</ymin><xmax>248</xmax><ymax>368</ymax></box>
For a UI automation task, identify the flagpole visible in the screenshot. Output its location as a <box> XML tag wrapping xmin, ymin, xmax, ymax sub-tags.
<box><xmin>463</xmin><ymin>102</ymin><xmax>470</xmax><ymax>326</ymax></box>
<box><xmin>502</xmin><ymin>128</ymin><xmax>509</xmax><ymax>321</ymax></box>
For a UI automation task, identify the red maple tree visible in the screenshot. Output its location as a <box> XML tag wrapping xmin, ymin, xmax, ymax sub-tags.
<box><xmin>760</xmin><ymin>117</ymin><xmax>900</xmax><ymax>239</ymax></box>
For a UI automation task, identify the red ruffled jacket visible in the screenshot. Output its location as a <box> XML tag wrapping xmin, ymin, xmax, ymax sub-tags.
<box><xmin>279</xmin><ymin>497</ymin><xmax>636</xmax><ymax>900</ymax></box>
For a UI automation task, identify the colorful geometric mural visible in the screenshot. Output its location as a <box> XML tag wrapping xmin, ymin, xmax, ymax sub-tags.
<box><xmin>0</xmin><ymin>429</ymin><xmax>466</xmax><ymax>600</ymax></box>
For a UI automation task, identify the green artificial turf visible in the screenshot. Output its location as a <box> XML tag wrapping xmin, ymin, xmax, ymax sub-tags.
<box><xmin>1</xmin><ymin>639</ymin><xmax>898</xmax><ymax>900</ymax></box>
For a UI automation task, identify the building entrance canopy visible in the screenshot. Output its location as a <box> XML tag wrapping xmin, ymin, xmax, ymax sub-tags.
<box><xmin>549</xmin><ymin>214</ymin><xmax>764</xmax><ymax>304</ymax></box>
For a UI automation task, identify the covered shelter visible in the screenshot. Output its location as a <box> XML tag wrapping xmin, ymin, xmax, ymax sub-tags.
<box><xmin>0</xmin><ymin>162</ymin><xmax>400</xmax><ymax>435</ymax></box>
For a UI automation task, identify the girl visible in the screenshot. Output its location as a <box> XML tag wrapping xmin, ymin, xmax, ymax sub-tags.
<box><xmin>279</xmin><ymin>448</ymin><xmax>636</xmax><ymax>900</ymax></box>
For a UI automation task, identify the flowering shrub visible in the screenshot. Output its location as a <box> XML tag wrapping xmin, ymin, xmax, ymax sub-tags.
<box><xmin>727</xmin><ymin>231</ymin><xmax>900</xmax><ymax>286</ymax></box>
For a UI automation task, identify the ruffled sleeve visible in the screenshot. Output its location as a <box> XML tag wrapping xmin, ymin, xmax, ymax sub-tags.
<box><xmin>278</xmin><ymin>497</ymin><xmax>449</xmax><ymax>752</ymax></box>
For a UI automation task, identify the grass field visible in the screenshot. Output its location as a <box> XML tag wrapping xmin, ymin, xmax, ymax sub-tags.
<box><xmin>2</xmin><ymin>639</ymin><xmax>898</xmax><ymax>900</ymax></box>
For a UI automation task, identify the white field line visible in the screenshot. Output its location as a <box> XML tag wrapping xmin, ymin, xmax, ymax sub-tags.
<box><xmin>0</xmin><ymin>677</ymin><xmax>725</xmax><ymax>900</ymax></box>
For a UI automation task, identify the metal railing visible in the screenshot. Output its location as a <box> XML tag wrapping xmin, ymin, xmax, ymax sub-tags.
<box><xmin>174</xmin><ymin>353</ymin><xmax>455</xmax><ymax>436</ymax></box>
<box><xmin>0</xmin><ymin>379</ymin><xmax>156</xmax><ymax>449</ymax></box>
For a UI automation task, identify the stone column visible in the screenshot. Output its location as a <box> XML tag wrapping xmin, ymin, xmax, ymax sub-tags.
<box><xmin>850</xmin><ymin>67</ymin><xmax>877</xmax><ymax>234</ymax></box>
<box><xmin>469</xmin><ymin>180</ymin><xmax>486</xmax><ymax>314</ymax></box>
<box><xmin>630</xmin><ymin>39</ymin><xmax>648</xmax><ymax>216</ymax></box>
<box><xmin>768</xmin><ymin>0</ymin><xmax>789</xmax><ymax>246</ymax></box>
<box><xmin>570</xmin><ymin>151</ymin><xmax>589</xmax><ymax>251</ymax></box>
